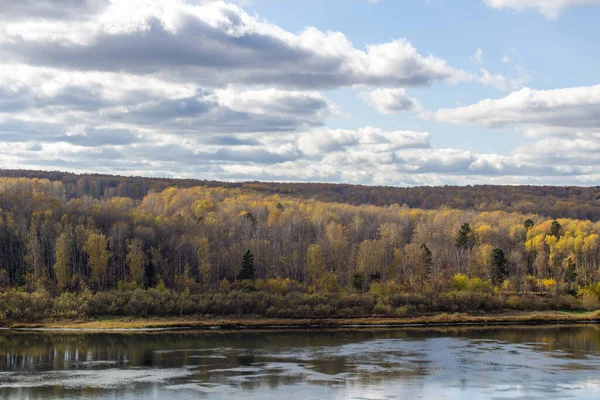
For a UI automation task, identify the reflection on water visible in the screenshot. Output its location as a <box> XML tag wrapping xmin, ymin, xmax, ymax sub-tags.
<box><xmin>1</xmin><ymin>325</ymin><xmax>600</xmax><ymax>399</ymax></box>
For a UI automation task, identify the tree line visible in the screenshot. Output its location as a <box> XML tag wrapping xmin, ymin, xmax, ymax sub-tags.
<box><xmin>2</xmin><ymin>169</ymin><xmax>600</xmax><ymax>221</ymax></box>
<box><xmin>1</xmin><ymin>176</ymin><xmax>600</xmax><ymax>321</ymax></box>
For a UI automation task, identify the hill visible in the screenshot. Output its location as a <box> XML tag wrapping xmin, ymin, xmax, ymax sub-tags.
<box><xmin>1</xmin><ymin>169</ymin><xmax>599</xmax><ymax>221</ymax></box>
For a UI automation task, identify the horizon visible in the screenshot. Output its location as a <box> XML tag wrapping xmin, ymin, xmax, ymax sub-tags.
<box><xmin>3</xmin><ymin>168</ymin><xmax>600</xmax><ymax>190</ymax></box>
<box><xmin>1</xmin><ymin>1</ymin><xmax>599</xmax><ymax>186</ymax></box>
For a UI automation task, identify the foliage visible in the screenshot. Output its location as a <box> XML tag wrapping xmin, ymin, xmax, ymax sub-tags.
<box><xmin>490</xmin><ymin>248</ymin><xmax>508</xmax><ymax>287</ymax></box>
<box><xmin>0</xmin><ymin>175</ymin><xmax>599</xmax><ymax>321</ymax></box>
<box><xmin>551</xmin><ymin>220</ymin><xmax>562</xmax><ymax>238</ymax></box>
<box><xmin>237</xmin><ymin>250</ymin><xmax>255</xmax><ymax>281</ymax></box>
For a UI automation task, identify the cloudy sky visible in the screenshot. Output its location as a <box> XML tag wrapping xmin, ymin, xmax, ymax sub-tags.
<box><xmin>1</xmin><ymin>0</ymin><xmax>599</xmax><ymax>186</ymax></box>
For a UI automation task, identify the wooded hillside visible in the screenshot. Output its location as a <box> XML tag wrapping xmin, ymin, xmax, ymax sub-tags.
<box><xmin>2</xmin><ymin>169</ymin><xmax>599</xmax><ymax>221</ymax></box>
<box><xmin>1</xmin><ymin>175</ymin><xmax>600</xmax><ymax>321</ymax></box>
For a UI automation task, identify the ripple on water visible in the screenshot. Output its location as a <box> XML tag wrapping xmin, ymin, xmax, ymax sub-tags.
<box><xmin>0</xmin><ymin>367</ymin><xmax>196</xmax><ymax>389</ymax></box>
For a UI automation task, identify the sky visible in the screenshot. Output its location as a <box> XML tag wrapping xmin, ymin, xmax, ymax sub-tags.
<box><xmin>0</xmin><ymin>0</ymin><xmax>599</xmax><ymax>186</ymax></box>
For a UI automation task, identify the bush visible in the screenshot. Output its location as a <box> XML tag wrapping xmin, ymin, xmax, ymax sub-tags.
<box><xmin>53</xmin><ymin>290</ymin><xmax>91</xmax><ymax>318</ymax></box>
<box><xmin>582</xmin><ymin>293</ymin><xmax>600</xmax><ymax>310</ymax></box>
<box><xmin>451</xmin><ymin>274</ymin><xmax>493</xmax><ymax>293</ymax></box>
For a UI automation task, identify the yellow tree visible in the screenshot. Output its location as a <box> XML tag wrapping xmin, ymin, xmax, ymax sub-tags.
<box><xmin>126</xmin><ymin>239</ymin><xmax>146</xmax><ymax>286</ymax></box>
<box><xmin>54</xmin><ymin>231</ymin><xmax>72</xmax><ymax>288</ymax></box>
<box><xmin>86</xmin><ymin>233</ymin><xmax>111</xmax><ymax>289</ymax></box>
<box><xmin>196</xmin><ymin>237</ymin><xmax>212</xmax><ymax>285</ymax></box>
<box><xmin>306</xmin><ymin>244</ymin><xmax>326</xmax><ymax>285</ymax></box>
<box><xmin>357</xmin><ymin>239</ymin><xmax>386</xmax><ymax>281</ymax></box>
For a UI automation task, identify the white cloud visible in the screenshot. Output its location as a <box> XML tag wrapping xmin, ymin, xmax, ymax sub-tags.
<box><xmin>0</xmin><ymin>0</ymin><xmax>469</xmax><ymax>89</ymax></box>
<box><xmin>470</xmin><ymin>48</ymin><xmax>484</xmax><ymax>65</ymax></box>
<box><xmin>359</xmin><ymin>88</ymin><xmax>417</xmax><ymax>114</ymax></box>
<box><xmin>425</xmin><ymin>83</ymin><xmax>600</xmax><ymax>184</ymax></box>
<box><xmin>213</xmin><ymin>87</ymin><xmax>337</xmax><ymax>119</ymax></box>
<box><xmin>298</xmin><ymin>127</ymin><xmax>430</xmax><ymax>156</ymax></box>
<box><xmin>428</xmin><ymin>84</ymin><xmax>600</xmax><ymax>130</ymax></box>
<box><xmin>0</xmin><ymin>0</ymin><xmax>599</xmax><ymax>186</ymax></box>
<box><xmin>483</xmin><ymin>0</ymin><xmax>600</xmax><ymax>18</ymax></box>
<box><xmin>478</xmin><ymin>66</ymin><xmax>531</xmax><ymax>91</ymax></box>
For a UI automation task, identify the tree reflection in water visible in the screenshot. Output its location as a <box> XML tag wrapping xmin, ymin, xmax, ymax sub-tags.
<box><xmin>0</xmin><ymin>325</ymin><xmax>600</xmax><ymax>399</ymax></box>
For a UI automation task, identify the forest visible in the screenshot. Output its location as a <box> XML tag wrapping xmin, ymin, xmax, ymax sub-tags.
<box><xmin>2</xmin><ymin>169</ymin><xmax>600</xmax><ymax>221</ymax></box>
<box><xmin>1</xmin><ymin>175</ymin><xmax>600</xmax><ymax>322</ymax></box>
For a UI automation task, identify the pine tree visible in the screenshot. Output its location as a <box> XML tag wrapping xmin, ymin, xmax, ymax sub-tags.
<box><xmin>491</xmin><ymin>247</ymin><xmax>508</xmax><ymax>287</ymax></box>
<box><xmin>352</xmin><ymin>273</ymin><xmax>365</xmax><ymax>291</ymax></box>
<box><xmin>455</xmin><ymin>223</ymin><xmax>473</xmax><ymax>274</ymax></box>
<box><xmin>455</xmin><ymin>223</ymin><xmax>473</xmax><ymax>248</ymax></box>
<box><xmin>238</xmin><ymin>250</ymin><xmax>255</xmax><ymax>281</ymax></box>
<box><xmin>550</xmin><ymin>220</ymin><xmax>562</xmax><ymax>238</ymax></box>
<box><xmin>418</xmin><ymin>244</ymin><xmax>433</xmax><ymax>285</ymax></box>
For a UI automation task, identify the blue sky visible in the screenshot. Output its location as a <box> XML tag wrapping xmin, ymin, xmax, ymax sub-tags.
<box><xmin>0</xmin><ymin>0</ymin><xmax>599</xmax><ymax>186</ymax></box>
<box><xmin>243</xmin><ymin>0</ymin><xmax>600</xmax><ymax>152</ymax></box>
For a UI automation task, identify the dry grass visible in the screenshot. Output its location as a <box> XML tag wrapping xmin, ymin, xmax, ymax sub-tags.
<box><xmin>6</xmin><ymin>310</ymin><xmax>599</xmax><ymax>331</ymax></box>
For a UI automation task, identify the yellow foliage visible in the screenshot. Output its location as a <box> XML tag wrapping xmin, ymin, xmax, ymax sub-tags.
<box><xmin>451</xmin><ymin>274</ymin><xmax>492</xmax><ymax>293</ymax></box>
<box><xmin>541</xmin><ymin>278</ymin><xmax>557</xmax><ymax>292</ymax></box>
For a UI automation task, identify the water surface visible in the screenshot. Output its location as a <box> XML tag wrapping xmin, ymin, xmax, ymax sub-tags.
<box><xmin>1</xmin><ymin>325</ymin><xmax>600</xmax><ymax>399</ymax></box>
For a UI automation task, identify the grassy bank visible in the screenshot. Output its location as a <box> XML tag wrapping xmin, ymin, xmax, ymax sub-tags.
<box><xmin>6</xmin><ymin>310</ymin><xmax>600</xmax><ymax>331</ymax></box>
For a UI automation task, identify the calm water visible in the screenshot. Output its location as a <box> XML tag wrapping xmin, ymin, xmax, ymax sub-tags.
<box><xmin>1</xmin><ymin>325</ymin><xmax>600</xmax><ymax>399</ymax></box>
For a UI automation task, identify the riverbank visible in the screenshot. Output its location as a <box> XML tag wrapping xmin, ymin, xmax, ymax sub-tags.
<box><xmin>4</xmin><ymin>310</ymin><xmax>599</xmax><ymax>331</ymax></box>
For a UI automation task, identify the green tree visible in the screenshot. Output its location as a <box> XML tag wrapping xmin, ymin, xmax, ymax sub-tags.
<box><xmin>456</xmin><ymin>223</ymin><xmax>473</xmax><ymax>247</ymax></box>
<box><xmin>490</xmin><ymin>247</ymin><xmax>508</xmax><ymax>287</ymax></box>
<box><xmin>455</xmin><ymin>223</ymin><xmax>473</xmax><ymax>274</ymax></box>
<box><xmin>418</xmin><ymin>244</ymin><xmax>433</xmax><ymax>286</ymax></box>
<box><xmin>352</xmin><ymin>273</ymin><xmax>365</xmax><ymax>291</ymax></box>
<box><xmin>237</xmin><ymin>250</ymin><xmax>255</xmax><ymax>281</ymax></box>
<box><xmin>524</xmin><ymin>219</ymin><xmax>534</xmax><ymax>230</ymax></box>
<box><xmin>550</xmin><ymin>220</ymin><xmax>562</xmax><ymax>238</ymax></box>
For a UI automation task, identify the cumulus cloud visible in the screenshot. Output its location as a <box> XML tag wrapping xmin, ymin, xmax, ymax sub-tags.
<box><xmin>483</xmin><ymin>0</ymin><xmax>600</xmax><ymax>18</ymax></box>
<box><xmin>428</xmin><ymin>84</ymin><xmax>600</xmax><ymax>130</ymax></box>
<box><xmin>478</xmin><ymin>66</ymin><xmax>531</xmax><ymax>92</ymax></box>
<box><xmin>0</xmin><ymin>0</ymin><xmax>108</xmax><ymax>19</ymax></box>
<box><xmin>359</xmin><ymin>88</ymin><xmax>417</xmax><ymax>114</ymax></box>
<box><xmin>0</xmin><ymin>64</ymin><xmax>337</xmax><ymax>138</ymax></box>
<box><xmin>0</xmin><ymin>0</ymin><xmax>469</xmax><ymax>89</ymax></box>
<box><xmin>424</xmin><ymin>83</ymin><xmax>600</xmax><ymax>184</ymax></box>
<box><xmin>298</xmin><ymin>127</ymin><xmax>430</xmax><ymax>156</ymax></box>
<box><xmin>1</xmin><ymin>0</ymin><xmax>598</xmax><ymax>186</ymax></box>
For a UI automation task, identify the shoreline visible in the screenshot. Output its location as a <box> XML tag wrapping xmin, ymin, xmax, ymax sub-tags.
<box><xmin>3</xmin><ymin>310</ymin><xmax>599</xmax><ymax>332</ymax></box>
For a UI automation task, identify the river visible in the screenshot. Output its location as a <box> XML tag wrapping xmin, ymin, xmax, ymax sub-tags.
<box><xmin>1</xmin><ymin>325</ymin><xmax>600</xmax><ymax>399</ymax></box>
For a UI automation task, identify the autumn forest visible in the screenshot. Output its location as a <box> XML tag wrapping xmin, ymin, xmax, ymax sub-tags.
<box><xmin>1</xmin><ymin>172</ymin><xmax>600</xmax><ymax>322</ymax></box>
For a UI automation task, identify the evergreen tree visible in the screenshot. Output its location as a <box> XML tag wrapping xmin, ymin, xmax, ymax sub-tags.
<box><xmin>524</xmin><ymin>219</ymin><xmax>534</xmax><ymax>230</ymax></box>
<box><xmin>352</xmin><ymin>273</ymin><xmax>365</xmax><ymax>291</ymax></box>
<box><xmin>238</xmin><ymin>250</ymin><xmax>255</xmax><ymax>281</ymax></box>
<box><xmin>455</xmin><ymin>223</ymin><xmax>473</xmax><ymax>274</ymax></box>
<box><xmin>550</xmin><ymin>220</ymin><xmax>562</xmax><ymax>238</ymax></box>
<box><xmin>491</xmin><ymin>247</ymin><xmax>508</xmax><ymax>287</ymax></box>
<box><xmin>455</xmin><ymin>223</ymin><xmax>473</xmax><ymax>248</ymax></box>
<box><xmin>418</xmin><ymin>244</ymin><xmax>433</xmax><ymax>285</ymax></box>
